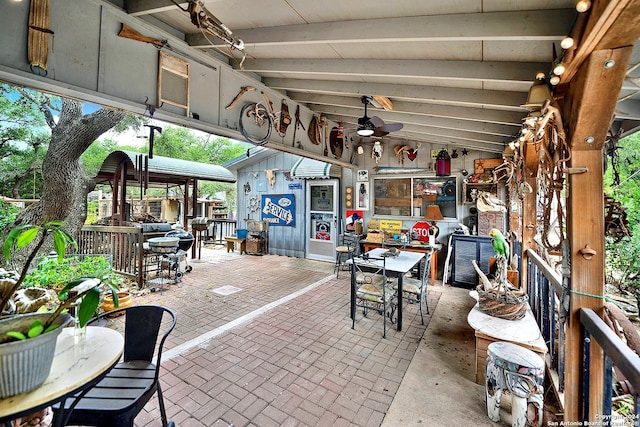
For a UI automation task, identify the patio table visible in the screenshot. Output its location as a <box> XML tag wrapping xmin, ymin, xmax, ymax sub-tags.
<box><xmin>0</xmin><ymin>326</ymin><xmax>124</xmax><ymax>427</ymax></box>
<box><xmin>347</xmin><ymin>248</ymin><xmax>425</xmax><ymax>332</ymax></box>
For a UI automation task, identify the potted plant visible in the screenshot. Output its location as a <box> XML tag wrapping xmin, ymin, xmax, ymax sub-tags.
<box><xmin>0</xmin><ymin>221</ymin><xmax>120</xmax><ymax>397</ymax></box>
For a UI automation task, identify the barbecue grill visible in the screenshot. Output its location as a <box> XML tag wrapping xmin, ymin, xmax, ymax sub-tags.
<box><xmin>147</xmin><ymin>230</ymin><xmax>194</xmax><ymax>284</ymax></box>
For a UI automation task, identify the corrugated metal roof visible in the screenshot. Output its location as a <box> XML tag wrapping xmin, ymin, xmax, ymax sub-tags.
<box><xmin>94</xmin><ymin>150</ymin><xmax>236</xmax><ymax>185</ymax></box>
<box><xmin>290</xmin><ymin>158</ymin><xmax>340</xmax><ymax>179</ymax></box>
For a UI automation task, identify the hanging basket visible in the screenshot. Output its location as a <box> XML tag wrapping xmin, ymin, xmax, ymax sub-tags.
<box><xmin>476</xmin><ymin>285</ymin><xmax>529</xmax><ymax>321</ymax></box>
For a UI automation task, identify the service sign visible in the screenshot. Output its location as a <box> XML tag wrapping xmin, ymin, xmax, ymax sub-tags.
<box><xmin>262</xmin><ymin>194</ymin><xmax>295</xmax><ymax>226</ymax></box>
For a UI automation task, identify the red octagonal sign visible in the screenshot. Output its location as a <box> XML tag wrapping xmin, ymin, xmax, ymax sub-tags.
<box><xmin>411</xmin><ymin>221</ymin><xmax>432</xmax><ymax>242</ymax></box>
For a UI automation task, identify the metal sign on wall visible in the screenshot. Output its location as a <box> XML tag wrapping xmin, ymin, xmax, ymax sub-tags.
<box><xmin>262</xmin><ymin>194</ymin><xmax>295</xmax><ymax>226</ymax></box>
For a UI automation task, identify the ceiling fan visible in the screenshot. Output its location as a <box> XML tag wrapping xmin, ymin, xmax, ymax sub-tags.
<box><xmin>356</xmin><ymin>96</ymin><xmax>403</xmax><ymax>137</ymax></box>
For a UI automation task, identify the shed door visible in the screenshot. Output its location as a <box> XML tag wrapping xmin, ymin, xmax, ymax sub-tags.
<box><xmin>306</xmin><ymin>180</ymin><xmax>338</xmax><ymax>262</ymax></box>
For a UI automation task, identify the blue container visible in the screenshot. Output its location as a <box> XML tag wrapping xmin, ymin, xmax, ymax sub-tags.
<box><xmin>236</xmin><ymin>229</ymin><xmax>248</xmax><ymax>238</ymax></box>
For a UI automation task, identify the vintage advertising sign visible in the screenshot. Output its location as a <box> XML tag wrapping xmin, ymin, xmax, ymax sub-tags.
<box><xmin>379</xmin><ymin>219</ymin><xmax>402</xmax><ymax>234</ymax></box>
<box><xmin>261</xmin><ymin>194</ymin><xmax>295</xmax><ymax>226</ymax></box>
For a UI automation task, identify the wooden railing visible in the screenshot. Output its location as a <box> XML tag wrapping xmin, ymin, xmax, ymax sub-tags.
<box><xmin>527</xmin><ymin>248</ymin><xmax>640</xmax><ymax>422</ymax></box>
<box><xmin>526</xmin><ymin>249</ymin><xmax>566</xmax><ymax>404</ymax></box>
<box><xmin>76</xmin><ymin>225</ymin><xmax>144</xmax><ymax>285</ymax></box>
<box><xmin>207</xmin><ymin>219</ymin><xmax>237</xmax><ymax>244</ymax></box>
<box><xmin>580</xmin><ymin>308</ymin><xmax>640</xmax><ymax>423</ymax></box>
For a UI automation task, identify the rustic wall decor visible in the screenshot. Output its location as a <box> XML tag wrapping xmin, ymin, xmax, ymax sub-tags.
<box><xmin>158</xmin><ymin>51</ymin><xmax>190</xmax><ymax>115</ymax></box>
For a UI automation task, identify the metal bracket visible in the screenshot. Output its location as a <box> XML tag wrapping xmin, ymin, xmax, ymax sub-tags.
<box><xmin>564</xmin><ymin>167</ymin><xmax>589</xmax><ymax>174</ymax></box>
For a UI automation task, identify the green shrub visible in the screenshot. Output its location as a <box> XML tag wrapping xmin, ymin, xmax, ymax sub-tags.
<box><xmin>0</xmin><ymin>201</ymin><xmax>19</xmax><ymax>234</ymax></box>
<box><xmin>22</xmin><ymin>255</ymin><xmax>123</xmax><ymax>290</ymax></box>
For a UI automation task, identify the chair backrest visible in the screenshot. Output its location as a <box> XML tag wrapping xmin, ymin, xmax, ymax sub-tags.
<box><xmin>351</xmin><ymin>253</ymin><xmax>387</xmax><ymax>285</ymax></box>
<box><xmin>419</xmin><ymin>251</ymin><xmax>433</xmax><ymax>289</ymax></box>
<box><xmin>92</xmin><ymin>305</ymin><xmax>176</xmax><ymax>367</ymax></box>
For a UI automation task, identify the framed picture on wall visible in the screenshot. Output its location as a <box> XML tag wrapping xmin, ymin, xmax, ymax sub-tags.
<box><xmin>355</xmin><ymin>182</ymin><xmax>369</xmax><ymax>211</ymax></box>
<box><xmin>357</xmin><ymin>170</ymin><xmax>368</xmax><ymax>182</ymax></box>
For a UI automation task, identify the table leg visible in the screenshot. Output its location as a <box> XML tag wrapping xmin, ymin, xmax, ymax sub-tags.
<box><xmin>431</xmin><ymin>250</ymin><xmax>437</xmax><ymax>285</ymax></box>
<box><xmin>350</xmin><ymin>263</ymin><xmax>356</xmax><ymax>322</ymax></box>
<box><xmin>397</xmin><ymin>274</ymin><xmax>403</xmax><ymax>331</ymax></box>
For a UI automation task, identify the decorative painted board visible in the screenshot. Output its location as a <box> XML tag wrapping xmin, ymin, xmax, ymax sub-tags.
<box><xmin>261</xmin><ymin>194</ymin><xmax>295</xmax><ymax>226</ymax></box>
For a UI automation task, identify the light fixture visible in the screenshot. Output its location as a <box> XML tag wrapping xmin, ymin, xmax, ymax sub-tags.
<box><xmin>424</xmin><ymin>205</ymin><xmax>444</xmax><ymax>244</ymax></box>
<box><xmin>357</xmin><ymin>122</ymin><xmax>375</xmax><ymax>137</ymax></box>
<box><xmin>522</xmin><ymin>73</ymin><xmax>553</xmax><ymax>110</ymax></box>
<box><xmin>561</xmin><ymin>37</ymin><xmax>574</xmax><ymax>50</ymax></box>
<box><xmin>553</xmin><ymin>63</ymin><xmax>566</xmax><ymax>75</ymax></box>
<box><xmin>357</xmin><ymin>96</ymin><xmax>375</xmax><ymax>136</ymax></box>
<box><xmin>576</xmin><ymin>0</ymin><xmax>591</xmax><ymax>13</ymax></box>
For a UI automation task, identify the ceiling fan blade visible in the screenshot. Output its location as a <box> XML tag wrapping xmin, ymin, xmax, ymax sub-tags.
<box><xmin>372</xmin><ymin>128</ymin><xmax>389</xmax><ymax>137</ymax></box>
<box><xmin>368</xmin><ymin>116</ymin><xmax>385</xmax><ymax>128</ymax></box>
<box><xmin>380</xmin><ymin>122</ymin><xmax>403</xmax><ymax>133</ymax></box>
<box><xmin>368</xmin><ymin>116</ymin><xmax>403</xmax><ymax>133</ymax></box>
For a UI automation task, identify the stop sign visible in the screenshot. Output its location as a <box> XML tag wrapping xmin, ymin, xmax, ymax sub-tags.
<box><xmin>411</xmin><ymin>221</ymin><xmax>432</xmax><ymax>242</ymax></box>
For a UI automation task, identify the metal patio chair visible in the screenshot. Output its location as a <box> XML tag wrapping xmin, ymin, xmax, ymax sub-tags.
<box><xmin>350</xmin><ymin>253</ymin><xmax>396</xmax><ymax>338</ymax></box>
<box><xmin>392</xmin><ymin>251</ymin><xmax>432</xmax><ymax>325</ymax></box>
<box><xmin>52</xmin><ymin>305</ymin><xmax>177</xmax><ymax>427</ymax></box>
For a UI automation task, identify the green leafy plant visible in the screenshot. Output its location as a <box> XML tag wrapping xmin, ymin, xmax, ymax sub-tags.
<box><xmin>22</xmin><ymin>255</ymin><xmax>122</xmax><ymax>290</ymax></box>
<box><xmin>1</xmin><ymin>221</ymin><xmax>119</xmax><ymax>337</ymax></box>
<box><xmin>6</xmin><ymin>319</ymin><xmax>59</xmax><ymax>340</ymax></box>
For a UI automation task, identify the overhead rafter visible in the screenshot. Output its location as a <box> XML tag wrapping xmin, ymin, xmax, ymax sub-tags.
<box><xmin>264</xmin><ymin>78</ymin><xmax>529</xmax><ymax>110</ymax></box>
<box><xmin>186</xmin><ymin>10</ymin><xmax>574</xmax><ymax>48</ymax></box>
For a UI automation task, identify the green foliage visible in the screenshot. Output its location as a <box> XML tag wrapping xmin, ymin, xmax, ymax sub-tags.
<box><xmin>81</xmin><ymin>138</ymin><xmax>119</xmax><ymax>177</ymax></box>
<box><xmin>0</xmin><ymin>84</ymin><xmax>50</xmax><ymax>198</ymax></box>
<box><xmin>0</xmin><ymin>201</ymin><xmax>19</xmax><ymax>233</ymax></box>
<box><xmin>21</xmin><ymin>255</ymin><xmax>121</xmax><ymax>290</ymax></box>
<box><xmin>2</xmin><ymin>222</ymin><xmax>121</xmax><ymax>329</ymax></box>
<box><xmin>604</xmin><ymin>132</ymin><xmax>640</xmax><ymax>290</ymax></box>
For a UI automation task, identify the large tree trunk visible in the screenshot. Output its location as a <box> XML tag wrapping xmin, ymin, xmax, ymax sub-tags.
<box><xmin>6</xmin><ymin>98</ymin><xmax>125</xmax><ymax>268</ymax></box>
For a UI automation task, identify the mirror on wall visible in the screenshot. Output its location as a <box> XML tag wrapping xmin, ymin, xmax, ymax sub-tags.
<box><xmin>373</xmin><ymin>176</ymin><xmax>457</xmax><ymax>219</ymax></box>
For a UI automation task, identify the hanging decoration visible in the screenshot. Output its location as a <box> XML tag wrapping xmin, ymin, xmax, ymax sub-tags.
<box><xmin>519</xmin><ymin>101</ymin><xmax>568</xmax><ymax>252</ymax></box>
<box><xmin>372</xmin><ymin>140</ymin><xmax>383</xmax><ymax>164</ymax></box>
<box><xmin>435</xmin><ymin>148</ymin><xmax>451</xmax><ymax>176</ymax></box>
<box><xmin>28</xmin><ymin>0</ymin><xmax>53</xmax><ymax>76</ymax></box>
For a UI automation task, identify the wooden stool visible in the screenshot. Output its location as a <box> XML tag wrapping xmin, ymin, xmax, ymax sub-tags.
<box><xmin>485</xmin><ymin>341</ymin><xmax>544</xmax><ymax>427</ymax></box>
<box><xmin>224</xmin><ymin>236</ymin><xmax>246</xmax><ymax>254</ymax></box>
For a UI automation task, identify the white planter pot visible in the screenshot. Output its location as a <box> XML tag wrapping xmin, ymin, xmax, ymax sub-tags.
<box><xmin>0</xmin><ymin>312</ymin><xmax>72</xmax><ymax>397</ymax></box>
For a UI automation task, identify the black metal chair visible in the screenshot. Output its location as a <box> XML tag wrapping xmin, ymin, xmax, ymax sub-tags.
<box><xmin>52</xmin><ymin>305</ymin><xmax>177</xmax><ymax>427</ymax></box>
<box><xmin>392</xmin><ymin>251</ymin><xmax>432</xmax><ymax>325</ymax></box>
<box><xmin>334</xmin><ymin>233</ymin><xmax>359</xmax><ymax>278</ymax></box>
<box><xmin>350</xmin><ymin>253</ymin><xmax>396</xmax><ymax>338</ymax></box>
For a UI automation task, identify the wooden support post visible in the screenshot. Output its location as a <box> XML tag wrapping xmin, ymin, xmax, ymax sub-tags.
<box><xmin>520</xmin><ymin>143</ymin><xmax>539</xmax><ymax>293</ymax></box>
<box><xmin>562</xmin><ymin>46</ymin><xmax>634</xmax><ymax>423</ymax></box>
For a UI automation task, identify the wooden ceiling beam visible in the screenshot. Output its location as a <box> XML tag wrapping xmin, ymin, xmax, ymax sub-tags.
<box><xmin>563</xmin><ymin>47</ymin><xmax>634</xmax><ymax>151</ymax></box>
<box><xmin>240</xmin><ymin>58</ymin><xmax>545</xmax><ymax>84</ymax></box>
<box><xmin>559</xmin><ymin>0</ymin><xmax>640</xmax><ymax>84</ymax></box>
<box><xmin>186</xmin><ymin>10</ymin><xmax>574</xmax><ymax>48</ymax></box>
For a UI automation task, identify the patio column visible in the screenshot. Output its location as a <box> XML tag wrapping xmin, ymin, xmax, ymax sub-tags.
<box><xmin>520</xmin><ymin>144</ymin><xmax>539</xmax><ymax>292</ymax></box>
<box><xmin>563</xmin><ymin>46</ymin><xmax>633</xmax><ymax>422</ymax></box>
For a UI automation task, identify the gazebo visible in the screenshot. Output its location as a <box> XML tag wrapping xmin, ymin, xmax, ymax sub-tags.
<box><xmin>94</xmin><ymin>150</ymin><xmax>236</xmax><ymax>227</ymax></box>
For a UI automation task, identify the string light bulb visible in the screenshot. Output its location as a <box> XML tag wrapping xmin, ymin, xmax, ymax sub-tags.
<box><xmin>553</xmin><ymin>63</ymin><xmax>566</xmax><ymax>76</ymax></box>
<box><xmin>550</xmin><ymin>75</ymin><xmax>561</xmax><ymax>86</ymax></box>
<box><xmin>576</xmin><ymin>0</ymin><xmax>591</xmax><ymax>12</ymax></box>
<box><xmin>561</xmin><ymin>37</ymin><xmax>574</xmax><ymax>50</ymax></box>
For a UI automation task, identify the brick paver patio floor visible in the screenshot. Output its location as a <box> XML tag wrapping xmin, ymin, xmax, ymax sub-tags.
<box><xmin>105</xmin><ymin>246</ymin><xmax>442</xmax><ymax>427</ymax></box>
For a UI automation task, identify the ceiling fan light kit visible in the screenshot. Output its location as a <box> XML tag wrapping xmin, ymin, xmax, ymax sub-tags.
<box><xmin>357</xmin><ymin>122</ymin><xmax>375</xmax><ymax>136</ymax></box>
